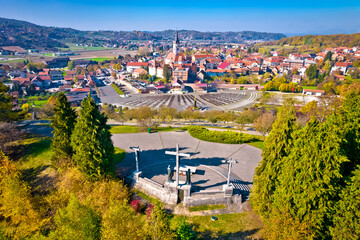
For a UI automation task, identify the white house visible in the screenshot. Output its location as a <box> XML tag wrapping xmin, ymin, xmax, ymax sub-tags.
<box><xmin>126</xmin><ymin>62</ymin><xmax>149</xmax><ymax>73</ymax></box>
<box><xmin>302</xmin><ymin>89</ymin><xmax>325</xmax><ymax>96</ymax></box>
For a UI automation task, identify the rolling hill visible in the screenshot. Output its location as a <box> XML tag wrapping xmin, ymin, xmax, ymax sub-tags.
<box><xmin>263</xmin><ymin>33</ymin><xmax>360</xmax><ymax>48</ymax></box>
<box><xmin>0</xmin><ymin>17</ymin><xmax>286</xmax><ymax>50</ymax></box>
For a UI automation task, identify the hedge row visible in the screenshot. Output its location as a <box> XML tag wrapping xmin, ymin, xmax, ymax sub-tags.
<box><xmin>187</xmin><ymin>126</ymin><xmax>259</xmax><ymax>144</ymax></box>
<box><xmin>111</xmin><ymin>83</ymin><xmax>124</xmax><ymax>95</ymax></box>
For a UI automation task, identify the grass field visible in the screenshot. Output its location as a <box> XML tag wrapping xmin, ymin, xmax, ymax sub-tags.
<box><xmin>40</xmin><ymin>53</ymin><xmax>54</xmax><ymax>56</ymax></box>
<box><xmin>170</xmin><ymin>211</ymin><xmax>263</xmax><ymax>239</ymax></box>
<box><xmin>247</xmin><ymin>141</ymin><xmax>265</xmax><ymax>150</ymax></box>
<box><xmin>19</xmin><ymin>96</ymin><xmax>51</xmax><ymax>108</ymax></box>
<box><xmin>0</xmin><ymin>59</ymin><xmax>24</xmax><ymax>63</ymax></box>
<box><xmin>64</xmin><ymin>43</ymin><xmax>118</xmax><ymax>51</ymax></box>
<box><xmin>15</xmin><ymin>137</ymin><xmax>53</xmax><ymax>171</ymax></box>
<box><xmin>80</xmin><ymin>57</ymin><xmax>112</xmax><ymax>62</ymax></box>
<box><xmin>109</xmin><ymin>125</ymin><xmax>186</xmax><ymax>134</ymax></box>
<box><xmin>14</xmin><ymin>135</ymin><xmax>125</xmax><ymax>171</ymax></box>
<box><xmin>302</xmin><ymin>86</ymin><xmax>317</xmax><ymax>90</ymax></box>
<box><xmin>113</xmin><ymin>147</ymin><xmax>126</xmax><ymax>165</ymax></box>
<box><xmin>189</xmin><ymin>204</ymin><xmax>226</xmax><ymax>212</ymax></box>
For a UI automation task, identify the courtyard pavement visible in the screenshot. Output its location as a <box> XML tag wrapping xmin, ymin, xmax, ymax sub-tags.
<box><xmin>112</xmin><ymin>131</ymin><xmax>262</xmax><ymax>196</ymax></box>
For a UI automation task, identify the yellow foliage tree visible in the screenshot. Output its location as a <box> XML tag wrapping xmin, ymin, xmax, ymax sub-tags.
<box><xmin>0</xmin><ymin>152</ymin><xmax>46</xmax><ymax>239</ymax></box>
<box><xmin>101</xmin><ymin>200</ymin><xmax>146</xmax><ymax>240</ymax></box>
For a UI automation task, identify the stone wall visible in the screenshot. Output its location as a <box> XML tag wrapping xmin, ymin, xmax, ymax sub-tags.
<box><xmin>133</xmin><ymin>174</ymin><xmax>242</xmax><ymax>207</ymax></box>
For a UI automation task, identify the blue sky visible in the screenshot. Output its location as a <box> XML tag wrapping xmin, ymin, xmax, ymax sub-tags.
<box><xmin>1</xmin><ymin>0</ymin><xmax>360</xmax><ymax>35</ymax></box>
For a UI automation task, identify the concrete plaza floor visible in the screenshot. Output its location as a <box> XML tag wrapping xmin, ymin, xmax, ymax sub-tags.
<box><xmin>113</xmin><ymin>131</ymin><xmax>262</xmax><ymax>196</ymax></box>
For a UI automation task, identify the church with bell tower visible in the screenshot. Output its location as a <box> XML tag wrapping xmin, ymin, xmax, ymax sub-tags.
<box><xmin>165</xmin><ymin>30</ymin><xmax>185</xmax><ymax>65</ymax></box>
<box><xmin>173</xmin><ymin>30</ymin><xmax>180</xmax><ymax>54</ymax></box>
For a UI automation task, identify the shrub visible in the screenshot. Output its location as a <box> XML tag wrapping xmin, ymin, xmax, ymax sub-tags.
<box><xmin>187</xmin><ymin>126</ymin><xmax>259</xmax><ymax>144</ymax></box>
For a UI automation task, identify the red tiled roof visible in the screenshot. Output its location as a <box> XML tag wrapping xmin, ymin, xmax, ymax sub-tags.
<box><xmin>218</xmin><ymin>62</ymin><xmax>231</xmax><ymax>69</ymax></box>
<box><xmin>71</xmin><ymin>88</ymin><xmax>90</xmax><ymax>92</ymax></box>
<box><xmin>335</xmin><ymin>62</ymin><xmax>351</xmax><ymax>67</ymax></box>
<box><xmin>303</xmin><ymin>89</ymin><xmax>325</xmax><ymax>93</ymax></box>
<box><xmin>127</xmin><ymin>62</ymin><xmax>149</xmax><ymax>67</ymax></box>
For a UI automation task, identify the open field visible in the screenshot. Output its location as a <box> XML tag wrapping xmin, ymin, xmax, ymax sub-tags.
<box><xmin>302</xmin><ymin>86</ymin><xmax>317</xmax><ymax>90</ymax></box>
<box><xmin>170</xmin><ymin>211</ymin><xmax>263</xmax><ymax>239</ymax></box>
<box><xmin>0</xmin><ymin>49</ymin><xmax>136</xmax><ymax>66</ymax></box>
<box><xmin>0</xmin><ymin>58</ymin><xmax>25</xmax><ymax>63</ymax></box>
<box><xmin>79</xmin><ymin>57</ymin><xmax>112</xmax><ymax>62</ymax></box>
<box><xmin>109</xmin><ymin>125</ymin><xmax>186</xmax><ymax>134</ymax></box>
<box><xmin>63</xmin><ymin>43</ymin><xmax>119</xmax><ymax>51</ymax></box>
<box><xmin>69</xmin><ymin>49</ymin><xmax>136</xmax><ymax>60</ymax></box>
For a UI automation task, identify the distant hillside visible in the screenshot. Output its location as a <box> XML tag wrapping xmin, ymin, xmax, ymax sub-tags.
<box><xmin>0</xmin><ymin>17</ymin><xmax>77</xmax><ymax>50</ymax></box>
<box><xmin>0</xmin><ymin>17</ymin><xmax>286</xmax><ymax>50</ymax></box>
<box><xmin>151</xmin><ymin>30</ymin><xmax>286</xmax><ymax>42</ymax></box>
<box><xmin>263</xmin><ymin>33</ymin><xmax>360</xmax><ymax>48</ymax></box>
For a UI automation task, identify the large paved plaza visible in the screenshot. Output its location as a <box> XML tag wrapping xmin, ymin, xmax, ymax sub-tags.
<box><xmin>113</xmin><ymin>131</ymin><xmax>262</xmax><ymax>197</ymax></box>
<box><xmin>99</xmin><ymin>85</ymin><xmax>259</xmax><ymax>110</ymax></box>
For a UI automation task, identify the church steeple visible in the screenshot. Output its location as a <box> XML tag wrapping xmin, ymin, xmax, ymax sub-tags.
<box><xmin>173</xmin><ymin>30</ymin><xmax>180</xmax><ymax>54</ymax></box>
<box><xmin>175</xmin><ymin>30</ymin><xmax>179</xmax><ymax>44</ymax></box>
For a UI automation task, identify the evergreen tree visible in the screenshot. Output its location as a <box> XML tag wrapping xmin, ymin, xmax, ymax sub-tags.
<box><xmin>71</xmin><ymin>94</ymin><xmax>114</xmax><ymax>179</ymax></box>
<box><xmin>251</xmin><ymin>100</ymin><xmax>297</xmax><ymax>217</ymax></box>
<box><xmin>336</xmin><ymin>93</ymin><xmax>360</xmax><ymax>175</ymax></box>
<box><xmin>330</xmin><ymin>166</ymin><xmax>360</xmax><ymax>239</ymax></box>
<box><xmin>324</xmin><ymin>51</ymin><xmax>332</xmax><ymax>62</ymax></box>
<box><xmin>0</xmin><ymin>82</ymin><xmax>17</xmax><ymax>121</ymax></box>
<box><xmin>176</xmin><ymin>218</ymin><xmax>197</xmax><ymax>240</ymax></box>
<box><xmin>306</xmin><ymin>64</ymin><xmax>318</xmax><ymax>80</ymax></box>
<box><xmin>272</xmin><ymin>118</ymin><xmax>348</xmax><ymax>238</ymax></box>
<box><xmin>163</xmin><ymin>64</ymin><xmax>171</xmax><ymax>83</ymax></box>
<box><xmin>51</xmin><ymin>93</ymin><xmax>76</xmax><ymax>167</ymax></box>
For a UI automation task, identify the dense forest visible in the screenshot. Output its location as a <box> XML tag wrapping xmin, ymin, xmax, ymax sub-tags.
<box><xmin>263</xmin><ymin>33</ymin><xmax>360</xmax><ymax>48</ymax></box>
<box><xmin>0</xmin><ymin>17</ymin><xmax>286</xmax><ymax>50</ymax></box>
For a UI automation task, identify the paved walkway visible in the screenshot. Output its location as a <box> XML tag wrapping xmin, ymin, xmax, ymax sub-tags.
<box><xmin>112</xmin><ymin>131</ymin><xmax>262</xmax><ymax>196</ymax></box>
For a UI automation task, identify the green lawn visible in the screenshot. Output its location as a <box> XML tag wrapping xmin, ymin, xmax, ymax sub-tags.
<box><xmin>113</xmin><ymin>147</ymin><xmax>126</xmax><ymax>165</ymax></box>
<box><xmin>0</xmin><ymin>59</ymin><xmax>25</xmax><ymax>63</ymax></box>
<box><xmin>109</xmin><ymin>125</ymin><xmax>186</xmax><ymax>134</ymax></box>
<box><xmin>247</xmin><ymin>141</ymin><xmax>265</xmax><ymax>150</ymax></box>
<box><xmin>14</xmin><ymin>136</ymin><xmax>125</xmax><ymax>169</ymax></box>
<box><xmin>170</xmin><ymin>212</ymin><xmax>263</xmax><ymax>239</ymax></box>
<box><xmin>20</xmin><ymin>99</ymin><xmax>48</xmax><ymax>108</ymax></box>
<box><xmin>40</xmin><ymin>53</ymin><xmax>54</xmax><ymax>56</ymax></box>
<box><xmin>65</xmin><ymin>43</ymin><xmax>118</xmax><ymax>51</ymax></box>
<box><xmin>302</xmin><ymin>86</ymin><xmax>317</xmax><ymax>90</ymax></box>
<box><xmin>33</xmin><ymin>100</ymin><xmax>49</xmax><ymax>107</ymax></box>
<box><xmin>19</xmin><ymin>96</ymin><xmax>53</xmax><ymax>108</ymax></box>
<box><xmin>110</xmin><ymin>125</ymin><xmax>140</xmax><ymax>134</ymax></box>
<box><xmin>189</xmin><ymin>204</ymin><xmax>226</xmax><ymax>212</ymax></box>
<box><xmin>80</xmin><ymin>57</ymin><xmax>112</xmax><ymax>62</ymax></box>
<box><xmin>15</xmin><ymin>137</ymin><xmax>53</xmax><ymax>171</ymax></box>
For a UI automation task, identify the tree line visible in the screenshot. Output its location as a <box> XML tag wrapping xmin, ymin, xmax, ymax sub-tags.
<box><xmin>251</xmin><ymin>91</ymin><xmax>360</xmax><ymax>239</ymax></box>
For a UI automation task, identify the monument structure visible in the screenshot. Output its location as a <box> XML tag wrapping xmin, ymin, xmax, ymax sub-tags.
<box><xmin>131</xmin><ymin>143</ymin><xmax>243</xmax><ymax>206</ymax></box>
